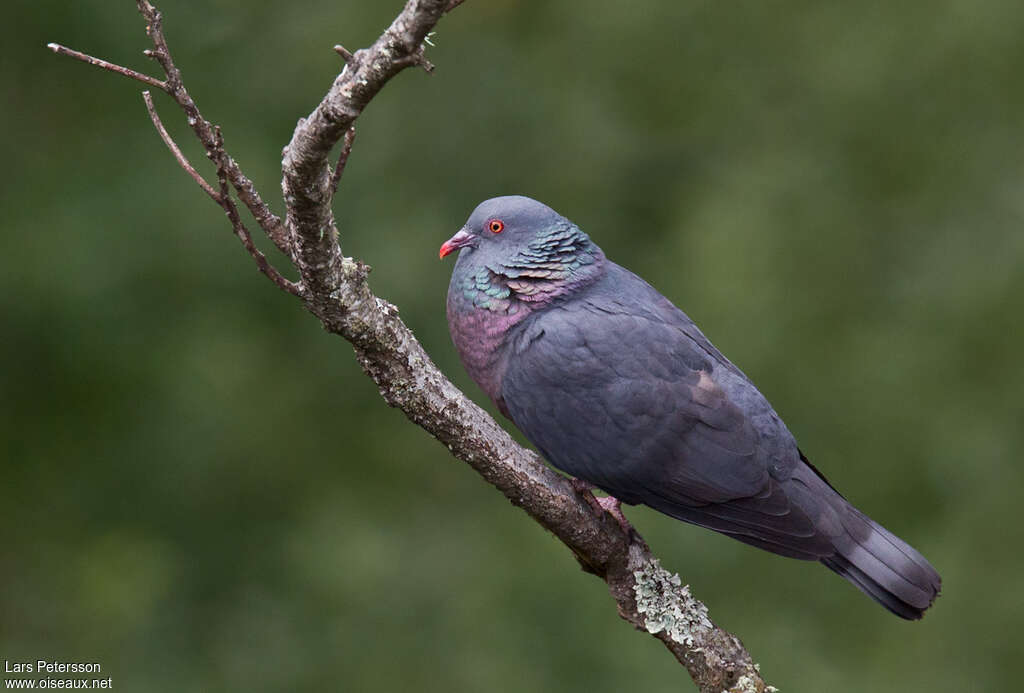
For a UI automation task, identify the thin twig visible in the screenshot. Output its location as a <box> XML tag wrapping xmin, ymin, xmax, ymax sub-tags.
<box><xmin>445</xmin><ymin>0</ymin><xmax>466</xmax><ymax>12</ymax></box>
<box><xmin>139</xmin><ymin>0</ymin><xmax>292</xmax><ymax>257</ymax></box>
<box><xmin>333</xmin><ymin>45</ymin><xmax>355</xmax><ymax>65</ymax></box>
<box><xmin>143</xmin><ymin>91</ymin><xmax>220</xmax><ymax>202</ymax></box>
<box><xmin>47</xmin><ymin>43</ymin><xmax>167</xmax><ymax>91</ymax></box>
<box><xmin>397</xmin><ymin>49</ymin><xmax>435</xmax><ymax>74</ymax></box>
<box><xmin>213</xmin><ymin>129</ymin><xmax>303</xmax><ymax>297</ymax></box>
<box><xmin>49</xmin><ymin>6</ymin><xmax>292</xmax><ymax>259</ymax></box>
<box><xmin>330</xmin><ymin>127</ymin><xmax>356</xmax><ymax>197</ymax></box>
<box><xmin>49</xmin><ymin>34</ymin><xmax>298</xmax><ymax>294</ymax></box>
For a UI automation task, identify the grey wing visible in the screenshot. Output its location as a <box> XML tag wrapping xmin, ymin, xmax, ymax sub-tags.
<box><xmin>501</xmin><ymin>298</ymin><xmax>837</xmax><ymax>558</ymax></box>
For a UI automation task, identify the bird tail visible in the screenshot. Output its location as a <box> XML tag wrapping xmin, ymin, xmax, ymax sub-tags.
<box><xmin>817</xmin><ymin>491</ymin><xmax>941</xmax><ymax>620</ymax></box>
<box><xmin>636</xmin><ymin>451</ymin><xmax>942</xmax><ymax>618</ymax></box>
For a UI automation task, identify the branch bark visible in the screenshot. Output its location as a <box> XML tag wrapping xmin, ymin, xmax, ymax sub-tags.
<box><xmin>50</xmin><ymin>3</ymin><xmax>772</xmax><ymax>691</ymax></box>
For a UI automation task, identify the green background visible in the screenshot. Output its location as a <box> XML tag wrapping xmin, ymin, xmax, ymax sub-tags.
<box><xmin>4</xmin><ymin>1</ymin><xmax>1022</xmax><ymax>690</ymax></box>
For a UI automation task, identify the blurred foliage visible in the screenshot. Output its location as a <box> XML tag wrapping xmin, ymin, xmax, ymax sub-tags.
<box><xmin>3</xmin><ymin>0</ymin><xmax>1023</xmax><ymax>691</ymax></box>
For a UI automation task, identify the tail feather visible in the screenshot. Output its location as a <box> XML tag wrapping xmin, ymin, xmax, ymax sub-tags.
<box><xmin>822</xmin><ymin>500</ymin><xmax>941</xmax><ymax>619</ymax></box>
<box><xmin>783</xmin><ymin>458</ymin><xmax>941</xmax><ymax>619</ymax></box>
<box><xmin>821</xmin><ymin>553</ymin><xmax>927</xmax><ymax>620</ymax></box>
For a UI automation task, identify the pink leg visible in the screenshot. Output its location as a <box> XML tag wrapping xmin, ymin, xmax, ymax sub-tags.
<box><xmin>569</xmin><ymin>478</ymin><xmax>635</xmax><ymax>537</ymax></box>
<box><xmin>595</xmin><ymin>495</ymin><xmax>634</xmax><ymax>536</ymax></box>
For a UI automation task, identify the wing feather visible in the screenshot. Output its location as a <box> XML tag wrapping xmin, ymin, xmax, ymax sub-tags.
<box><xmin>500</xmin><ymin>263</ymin><xmax>840</xmax><ymax>556</ymax></box>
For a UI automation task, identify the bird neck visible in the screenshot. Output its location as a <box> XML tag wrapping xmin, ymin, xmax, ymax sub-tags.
<box><xmin>493</xmin><ymin>221</ymin><xmax>606</xmax><ymax>305</ymax></box>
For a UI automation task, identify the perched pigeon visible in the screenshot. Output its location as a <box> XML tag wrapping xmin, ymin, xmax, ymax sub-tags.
<box><xmin>441</xmin><ymin>195</ymin><xmax>940</xmax><ymax>619</ymax></box>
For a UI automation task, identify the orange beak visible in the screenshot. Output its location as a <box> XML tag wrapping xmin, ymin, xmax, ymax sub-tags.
<box><xmin>439</xmin><ymin>229</ymin><xmax>475</xmax><ymax>259</ymax></box>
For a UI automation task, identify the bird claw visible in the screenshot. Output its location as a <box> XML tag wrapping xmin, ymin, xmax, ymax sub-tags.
<box><xmin>595</xmin><ymin>495</ymin><xmax>634</xmax><ymax>537</ymax></box>
<box><xmin>569</xmin><ymin>479</ymin><xmax>635</xmax><ymax>537</ymax></box>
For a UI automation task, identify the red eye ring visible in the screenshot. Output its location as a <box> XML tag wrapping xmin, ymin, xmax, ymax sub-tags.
<box><xmin>487</xmin><ymin>219</ymin><xmax>505</xmax><ymax>234</ymax></box>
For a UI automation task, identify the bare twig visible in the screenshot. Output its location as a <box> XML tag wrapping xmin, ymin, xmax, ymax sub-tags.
<box><xmin>143</xmin><ymin>91</ymin><xmax>220</xmax><ymax>202</ymax></box>
<box><xmin>330</xmin><ymin>127</ymin><xmax>356</xmax><ymax>197</ymax></box>
<box><xmin>142</xmin><ymin>89</ymin><xmax>300</xmax><ymax>295</ymax></box>
<box><xmin>49</xmin><ymin>3</ymin><xmax>295</xmax><ymax>269</ymax></box>
<box><xmin>47</xmin><ymin>42</ymin><xmax>167</xmax><ymax>90</ymax></box>
<box><xmin>332</xmin><ymin>44</ymin><xmax>355</xmax><ymax>64</ymax></box>
<box><xmin>397</xmin><ymin>49</ymin><xmax>435</xmax><ymax>74</ymax></box>
<box><xmin>51</xmin><ymin>2</ymin><xmax>772</xmax><ymax>691</ymax></box>
<box><xmin>138</xmin><ymin>0</ymin><xmax>292</xmax><ymax>258</ymax></box>
<box><xmin>212</xmin><ymin>129</ymin><xmax>303</xmax><ymax>297</ymax></box>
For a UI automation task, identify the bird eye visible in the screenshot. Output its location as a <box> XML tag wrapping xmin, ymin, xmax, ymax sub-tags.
<box><xmin>487</xmin><ymin>219</ymin><xmax>504</xmax><ymax>234</ymax></box>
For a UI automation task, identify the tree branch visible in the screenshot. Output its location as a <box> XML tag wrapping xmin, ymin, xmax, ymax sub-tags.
<box><xmin>330</xmin><ymin>126</ymin><xmax>356</xmax><ymax>198</ymax></box>
<box><xmin>142</xmin><ymin>90</ymin><xmax>219</xmax><ymax>202</ymax></box>
<box><xmin>49</xmin><ymin>2</ymin><xmax>772</xmax><ymax>691</ymax></box>
<box><xmin>280</xmin><ymin>0</ymin><xmax>448</xmax><ymax>301</ymax></box>
<box><xmin>47</xmin><ymin>42</ymin><xmax>167</xmax><ymax>90</ymax></box>
<box><xmin>141</xmin><ymin>90</ymin><xmax>302</xmax><ymax>297</ymax></box>
<box><xmin>136</xmin><ymin>0</ymin><xmax>292</xmax><ymax>258</ymax></box>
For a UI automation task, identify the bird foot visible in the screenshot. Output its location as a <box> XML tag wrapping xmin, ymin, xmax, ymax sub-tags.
<box><xmin>569</xmin><ymin>479</ymin><xmax>635</xmax><ymax>538</ymax></box>
<box><xmin>595</xmin><ymin>495</ymin><xmax>635</xmax><ymax>537</ymax></box>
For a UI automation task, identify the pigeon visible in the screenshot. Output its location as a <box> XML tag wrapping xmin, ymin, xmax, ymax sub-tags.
<box><xmin>440</xmin><ymin>195</ymin><xmax>940</xmax><ymax>619</ymax></box>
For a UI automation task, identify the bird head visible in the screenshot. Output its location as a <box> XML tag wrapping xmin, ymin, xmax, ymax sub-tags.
<box><xmin>440</xmin><ymin>195</ymin><xmax>571</xmax><ymax>262</ymax></box>
<box><xmin>441</xmin><ymin>195</ymin><xmax>605</xmax><ymax>310</ymax></box>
